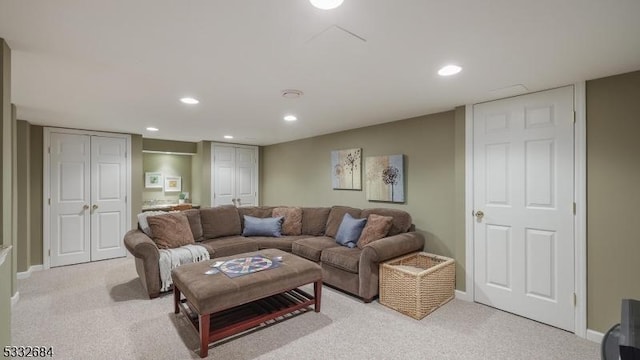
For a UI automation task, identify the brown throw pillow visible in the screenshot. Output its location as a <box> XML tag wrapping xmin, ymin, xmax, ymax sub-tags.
<box><xmin>272</xmin><ymin>207</ymin><xmax>303</xmax><ymax>236</ymax></box>
<box><xmin>357</xmin><ymin>214</ymin><xmax>393</xmax><ymax>249</ymax></box>
<box><xmin>147</xmin><ymin>213</ymin><xmax>195</xmax><ymax>249</ymax></box>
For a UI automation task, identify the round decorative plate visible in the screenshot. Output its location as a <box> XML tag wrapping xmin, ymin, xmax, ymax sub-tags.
<box><xmin>219</xmin><ymin>256</ymin><xmax>273</xmax><ymax>275</ymax></box>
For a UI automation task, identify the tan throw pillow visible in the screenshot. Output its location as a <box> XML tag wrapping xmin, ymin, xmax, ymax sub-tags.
<box><xmin>357</xmin><ymin>214</ymin><xmax>393</xmax><ymax>249</ymax></box>
<box><xmin>147</xmin><ymin>213</ymin><xmax>195</xmax><ymax>249</ymax></box>
<box><xmin>272</xmin><ymin>207</ymin><xmax>303</xmax><ymax>236</ymax></box>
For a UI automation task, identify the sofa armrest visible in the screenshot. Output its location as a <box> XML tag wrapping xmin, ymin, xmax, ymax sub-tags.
<box><xmin>124</xmin><ymin>229</ymin><xmax>161</xmax><ymax>298</ymax></box>
<box><xmin>124</xmin><ymin>229</ymin><xmax>159</xmax><ymax>260</ymax></box>
<box><xmin>357</xmin><ymin>231</ymin><xmax>425</xmax><ymax>301</ymax></box>
<box><xmin>361</xmin><ymin>232</ymin><xmax>425</xmax><ymax>264</ymax></box>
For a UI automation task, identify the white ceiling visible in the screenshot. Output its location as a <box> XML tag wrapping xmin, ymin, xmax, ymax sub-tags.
<box><xmin>1</xmin><ymin>0</ymin><xmax>639</xmax><ymax>146</ymax></box>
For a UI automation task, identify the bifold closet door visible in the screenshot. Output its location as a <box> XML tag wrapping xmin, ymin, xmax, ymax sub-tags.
<box><xmin>49</xmin><ymin>132</ymin><xmax>127</xmax><ymax>267</ymax></box>
<box><xmin>212</xmin><ymin>145</ymin><xmax>257</xmax><ymax>207</ymax></box>
<box><xmin>50</xmin><ymin>133</ymin><xmax>92</xmax><ymax>267</ymax></box>
<box><xmin>90</xmin><ymin>136</ymin><xmax>127</xmax><ymax>261</ymax></box>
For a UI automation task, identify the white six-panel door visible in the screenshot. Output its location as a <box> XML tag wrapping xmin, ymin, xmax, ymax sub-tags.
<box><xmin>50</xmin><ymin>133</ymin><xmax>91</xmax><ymax>267</ymax></box>
<box><xmin>213</xmin><ymin>145</ymin><xmax>236</xmax><ymax>207</ymax></box>
<box><xmin>473</xmin><ymin>86</ymin><xmax>575</xmax><ymax>331</ymax></box>
<box><xmin>235</xmin><ymin>147</ymin><xmax>257</xmax><ymax>207</ymax></box>
<box><xmin>48</xmin><ymin>130</ymin><xmax>128</xmax><ymax>267</ymax></box>
<box><xmin>90</xmin><ymin>136</ymin><xmax>127</xmax><ymax>261</ymax></box>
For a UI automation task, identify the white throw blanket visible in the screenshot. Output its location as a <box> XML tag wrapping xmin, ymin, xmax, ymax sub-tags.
<box><xmin>158</xmin><ymin>244</ymin><xmax>210</xmax><ymax>292</ymax></box>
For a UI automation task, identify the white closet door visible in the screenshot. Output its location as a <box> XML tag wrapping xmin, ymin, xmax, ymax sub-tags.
<box><xmin>50</xmin><ymin>133</ymin><xmax>91</xmax><ymax>267</ymax></box>
<box><xmin>90</xmin><ymin>136</ymin><xmax>127</xmax><ymax>261</ymax></box>
<box><xmin>212</xmin><ymin>144</ymin><xmax>258</xmax><ymax>207</ymax></box>
<box><xmin>235</xmin><ymin>147</ymin><xmax>257</xmax><ymax>207</ymax></box>
<box><xmin>213</xmin><ymin>145</ymin><xmax>236</xmax><ymax>206</ymax></box>
<box><xmin>473</xmin><ymin>86</ymin><xmax>575</xmax><ymax>331</ymax></box>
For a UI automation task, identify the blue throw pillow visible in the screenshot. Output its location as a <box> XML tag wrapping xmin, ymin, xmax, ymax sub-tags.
<box><xmin>335</xmin><ymin>213</ymin><xmax>367</xmax><ymax>248</ymax></box>
<box><xmin>242</xmin><ymin>215</ymin><xmax>284</xmax><ymax>237</ymax></box>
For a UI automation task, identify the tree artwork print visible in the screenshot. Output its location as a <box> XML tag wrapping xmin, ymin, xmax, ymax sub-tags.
<box><xmin>365</xmin><ymin>154</ymin><xmax>404</xmax><ymax>202</ymax></box>
<box><xmin>331</xmin><ymin>148</ymin><xmax>362</xmax><ymax>190</ymax></box>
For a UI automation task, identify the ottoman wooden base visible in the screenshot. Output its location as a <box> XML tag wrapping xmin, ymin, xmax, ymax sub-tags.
<box><xmin>171</xmin><ymin>249</ymin><xmax>322</xmax><ymax>358</ymax></box>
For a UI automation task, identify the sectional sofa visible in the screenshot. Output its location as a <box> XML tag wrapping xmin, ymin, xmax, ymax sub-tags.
<box><xmin>124</xmin><ymin>205</ymin><xmax>425</xmax><ymax>302</ymax></box>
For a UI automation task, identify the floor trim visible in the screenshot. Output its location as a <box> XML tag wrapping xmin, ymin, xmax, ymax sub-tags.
<box><xmin>11</xmin><ymin>291</ymin><xmax>20</xmax><ymax>307</ymax></box>
<box><xmin>455</xmin><ymin>290</ymin><xmax>472</xmax><ymax>302</ymax></box>
<box><xmin>17</xmin><ymin>264</ymin><xmax>43</xmax><ymax>280</ymax></box>
<box><xmin>586</xmin><ymin>329</ymin><xmax>604</xmax><ymax>344</ymax></box>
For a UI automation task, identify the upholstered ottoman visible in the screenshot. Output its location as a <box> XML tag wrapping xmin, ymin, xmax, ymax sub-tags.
<box><xmin>172</xmin><ymin>248</ymin><xmax>322</xmax><ymax>358</ymax></box>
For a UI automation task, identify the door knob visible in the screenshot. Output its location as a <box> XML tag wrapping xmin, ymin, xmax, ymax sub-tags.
<box><xmin>92</xmin><ymin>204</ymin><xmax>99</xmax><ymax>210</ymax></box>
<box><xmin>474</xmin><ymin>210</ymin><xmax>484</xmax><ymax>219</ymax></box>
<box><xmin>83</xmin><ymin>204</ymin><xmax>90</xmax><ymax>210</ymax></box>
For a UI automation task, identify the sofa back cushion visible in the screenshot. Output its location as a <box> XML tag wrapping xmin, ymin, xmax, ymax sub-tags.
<box><xmin>238</xmin><ymin>206</ymin><xmax>275</xmax><ymax>227</ymax></box>
<box><xmin>325</xmin><ymin>206</ymin><xmax>362</xmax><ymax>238</ymax></box>
<box><xmin>360</xmin><ymin>208</ymin><xmax>412</xmax><ymax>236</ymax></box>
<box><xmin>183</xmin><ymin>209</ymin><xmax>203</xmax><ymax>241</ymax></box>
<box><xmin>200</xmin><ymin>205</ymin><xmax>242</xmax><ymax>239</ymax></box>
<box><xmin>272</xmin><ymin>207</ymin><xmax>303</xmax><ymax>235</ymax></box>
<box><xmin>147</xmin><ymin>212</ymin><xmax>195</xmax><ymax>249</ymax></box>
<box><xmin>301</xmin><ymin>207</ymin><xmax>331</xmax><ymax>236</ymax></box>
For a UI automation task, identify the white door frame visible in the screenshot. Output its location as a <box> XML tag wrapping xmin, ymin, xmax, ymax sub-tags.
<box><xmin>43</xmin><ymin>127</ymin><xmax>132</xmax><ymax>270</ymax></box>
<box><xmin>463</xmin><ymin>82</ymin><xmax>587</xmax><ymax>338</ymax></box>
<box><xmin>210</xmin><ymin>142</ymin><xmax>259</xmax><ymax>207</ymax></box>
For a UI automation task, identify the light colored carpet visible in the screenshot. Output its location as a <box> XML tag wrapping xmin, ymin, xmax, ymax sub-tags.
<box><xmin>12</xmin><ymin>257</ymin><xmax>599</xmax><ymax>360</ymax></box>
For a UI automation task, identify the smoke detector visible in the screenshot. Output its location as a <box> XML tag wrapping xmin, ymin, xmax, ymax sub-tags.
<box><xmin>281</xmin><ymin>89</ymin><xmax>304</xmax><ymax>99</ymax></box>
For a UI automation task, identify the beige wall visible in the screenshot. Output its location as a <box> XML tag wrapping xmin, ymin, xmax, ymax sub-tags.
<box><xmin>142</xmin><ymin>153</ymin><xmax>192</xmax><ymax>202</ymax></box>
<box><xmin>131</xmin><ymin>135</ymin><xmax>143</xmax><ymax>226</ymax></box>
<box><xmin>142</xmin><ymin>138</ymin><xmax>197</xmax><ymax>154</ymax></box>
<box><xmin>0</xmin><ymin>37</ymin><xmax>13</xmax><ymax>348</ymax></box>
<box><xmin>586</xmin><ymin>70</ymin><xmax>640</xmax><ymax>332</ymax></box>
<box><xmin>16</xmin><ymin>120</ymin><xmax>29</xmax><ymax>272</ymax></box>
<box><xmin>262</xmin><ymin>110</ymin><xmax>467</xmax><ymax>290</ymax></box>
<box><xmin>191</xmin><ymin>141</ymin><xmax>211</xmax><ymax>207</ymax></box>
<box><xmin>29</xmin><ymin>125</ymin><xmax>43</xmax><ymax>264</ymax></box>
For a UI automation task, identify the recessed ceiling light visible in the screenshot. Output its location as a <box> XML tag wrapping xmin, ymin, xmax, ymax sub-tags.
<box><xmin>284</xmin><ymin>115</ymin><xmax>298</xmax><ymax>121</ymax></box>
<box><xmin>146</xmin><ymin>127</ymin><xmax>159</xmax><ymax>132</ymax></box>
<box><xmin>224</xmin><ymin>135</ymin><xmax>233</xmax><ymax>139</ymax></box>
<box><xmin>438</xmin><ymin>65</ymin><xmax>462</xmax><ymax>76</ymax></box>
<box><xmin>180</xmin><ymin>97</ymin><xmax>199</xmax><ymax>104</ymax></box>
<box><xmin>310</xmin><ymin>0</ymin><xmax>344</xmax><ymax>10</ymax></box>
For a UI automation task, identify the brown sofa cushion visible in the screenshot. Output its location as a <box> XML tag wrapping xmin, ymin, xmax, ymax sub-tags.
<box><xmin>272</xmin><ymin>207</ymin><xmax>303</xmax><ymax>235</ymax></box>
<box><xmin>200</xmin><ymin>205</ymin><xmax>241</xmax><ymax>239</ymax></box>
<box><xmin>360</xmin><ymin>208</ymin><xmax>412</xmax><ymax>236</ymax></box>
<box><xmin>357</xmin><ymin>214</ymin><xmax>393</xmax><ymax>248</ymax></box>
<box><xmin>183</xmin><ymin>209</ymin><xmax>204</xmax><ymax>241</ymax></box>
<box><xmin>325</xmin><ymin>206</ymin><xmax>362</xmax><ymax>238</ymax></box>
<box><xmin>301</xmin><ymin>207</ymin><xmax>331</xmax><ymax>236</ymax></box>
<box><xmin>238</xmin><ymin>206</ymin><xmax>275</xmax><ymax>228</ymax></box>
<box><xmin>147</xmin><ymin>213</ymin><xmax>195</xmax><ymax>249</ymax></box>
<box><xmin>291</xmin><ymin>236</ymin><xmax>340</xmax><ymax>262</ymax></box>
<box><xmin>320</xmin><ymin>246</ymin><xmax>361</xmax><ymax>274</ymax></box>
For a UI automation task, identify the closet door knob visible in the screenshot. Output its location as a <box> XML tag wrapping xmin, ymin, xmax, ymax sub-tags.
<box><xmin>92</xmin><ymin>204</ymin><xmax>99</xmax><ymax>210</ymax></box>
<box><xmin>83</xmin><ymin>204</ymin><xmax>90</xmax><ymax>210</ymax></box>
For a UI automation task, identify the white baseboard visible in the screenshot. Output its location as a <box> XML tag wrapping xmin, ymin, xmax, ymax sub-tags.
<box><xmin>455</xmin><ymin>290</ymin><xmax>472</xmax><ymax>302</ymax></box>
<box><xmin>11</xmin><ymin>291</ymin><xmax>20</xmax><ymax>307</ymax></box>
<box><xmin>17</xmin><ymin>264</ymin><xmax>43</xmax><ymax>279</ymax></box>
<box><xmin>586</xmin><ymin>329</ymin><xmax>604</xmax><ymax>344</ymax></box>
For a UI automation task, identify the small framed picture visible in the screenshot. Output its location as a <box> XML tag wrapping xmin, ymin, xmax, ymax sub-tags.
<box><xmin>164</xmin><ymin>176</ymin><xmax>182</xmax><ymax>192</ymax></box>
<box><xmin>145</xmin><ymin>172</ymin><xmax>163</xmax><ymax>189</ymax></box>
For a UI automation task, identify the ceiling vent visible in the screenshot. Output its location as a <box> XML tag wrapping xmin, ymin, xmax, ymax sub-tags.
<box><xmin>281</xmin><ymin>89</ymin><xmax>304</xmax><ymax>99</ymax></box>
